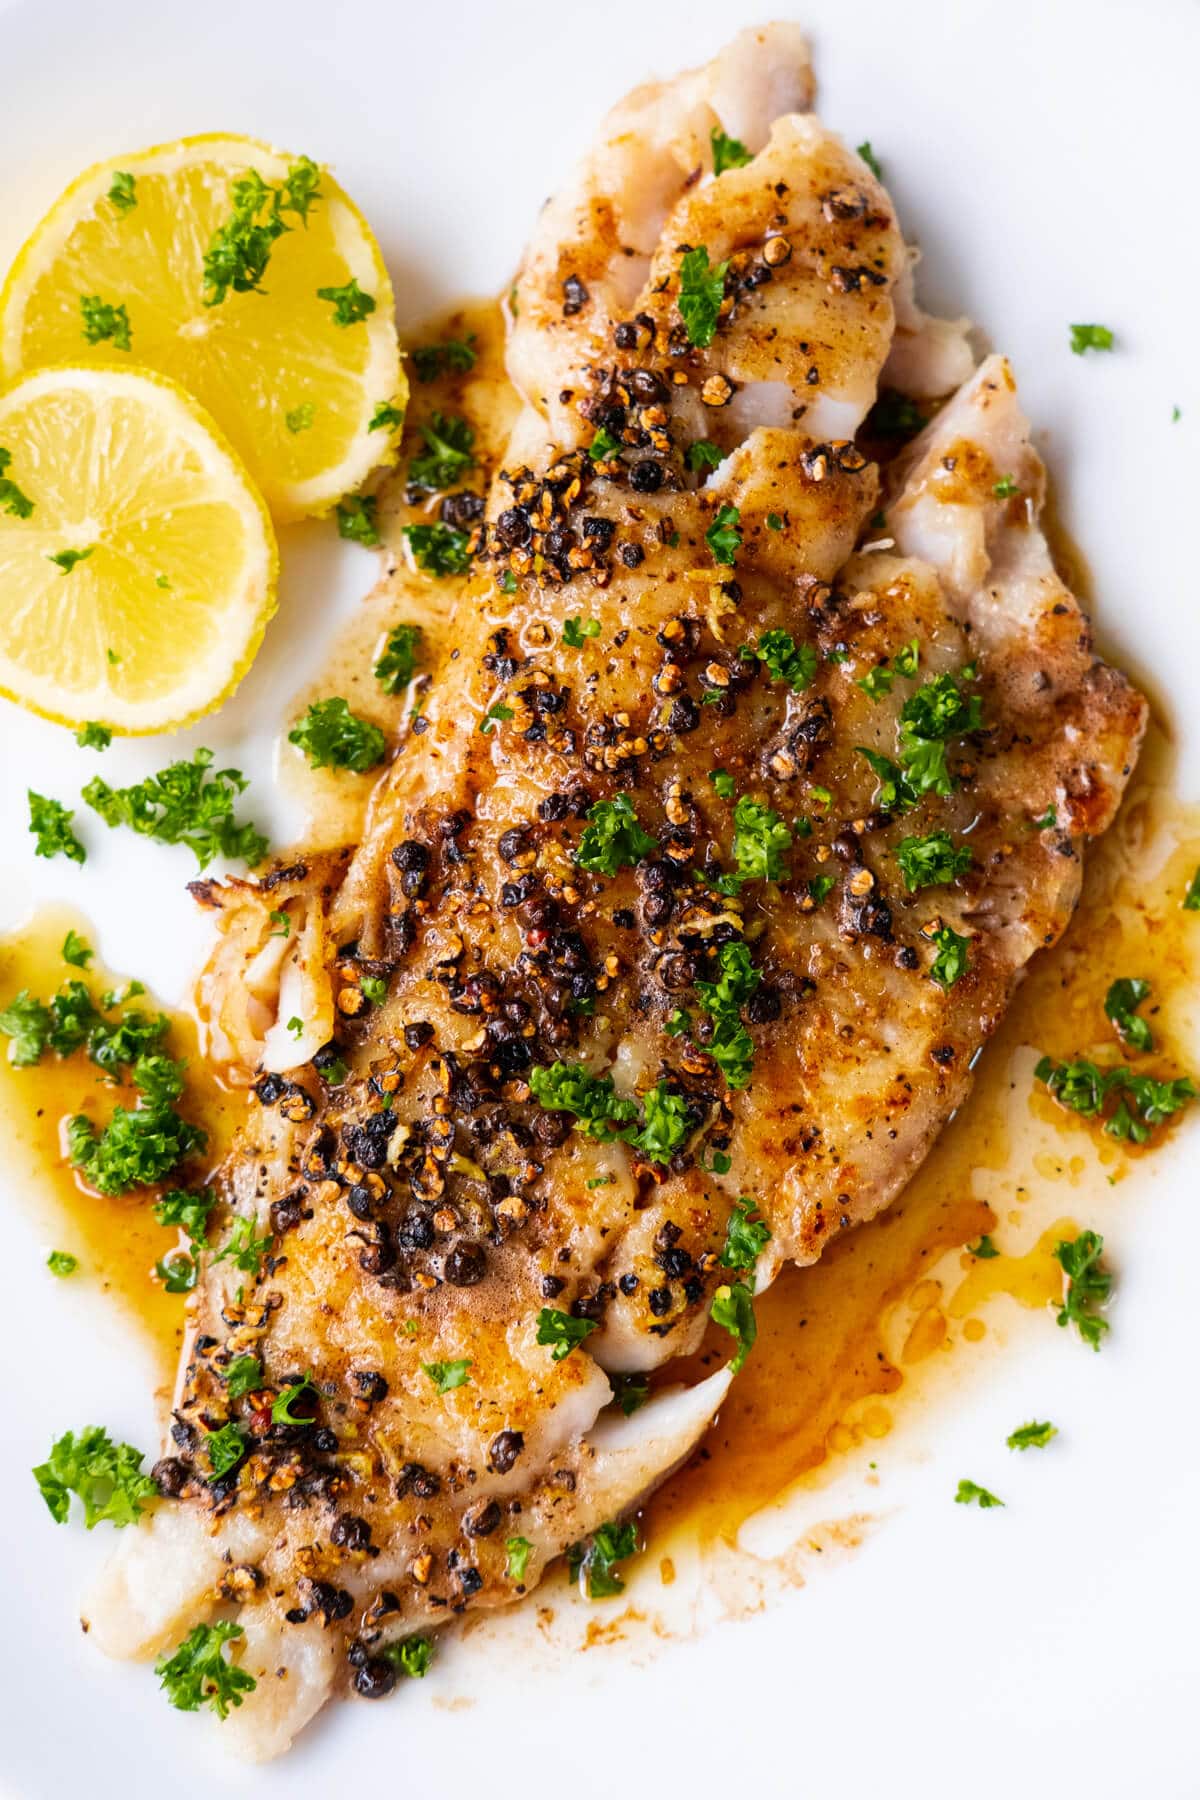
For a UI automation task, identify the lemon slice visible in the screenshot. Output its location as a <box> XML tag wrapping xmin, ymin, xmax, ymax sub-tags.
<box><xmin>0</xmin><ymin>135</ymin><xmax>405</xmax><ymax>520</ymax></box>
<box><xmin>0</xmin><ymin>364</ymin><xmax>277</xmax><ymax>733</ymax></box>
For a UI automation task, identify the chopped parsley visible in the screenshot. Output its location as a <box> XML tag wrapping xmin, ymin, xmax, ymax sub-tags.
<box><xmin>317</xmin><ymin>277</ymin><xmax>375</xmax><ymax>327</ymax></box>
<box><xmin>867</xmin><ymin>390</ymin><xmax>926</xmax><ymax>438</ymax></box>
<box><xmin>28</xmin><ymin>791</ymin><xmax>86</xmax><ymax>864</ymax></box>
<box><xmin>710</xmin><ymin>127</ymin><xmax>752</xmax><ymax>175</ymax></box>
<box><xmin>705</xmin><ymin>503</ymin><xmax>742</xmax><ymax>565</ymax></box>
<box><xmin>709</xmin><ymin>769</ymin><xmax>735</xmax><ymax>799</ymax></box>
<box><xmin>1007</xmin><ymin>1420</ymin><xmax>1057</xmax><ymax>1451</ymax></box>
<box><xmin>721</xmin><ymin>1196</ymin><xmax>770</xmax><ymax>1272</ymax></box>
<box><xmin>1183</xmin><ymin>867</ymin><xmax>1200</xmax><ymax>911</ymax></box>
<box><xmin>563</xmin><ymin>615</ymin><xmax>601</xmax><ymax>647</ymax></box>
<box><xmin>269</xmin><ymin>909</ymin><xmax>290</xmax><ymax>937</ymax></box>
<box><xmin>223</xmin><ymin>1356</ymin><xmax>263</xmax><ymax>1401</ymax></box>
<box><xmin>335</xmin><ymin>494</ymin><xmax>380</xmax><ymax>546</ymax></box>
<box><xmin>955</xmin><ymin>1479</ymin><xmax>1003</xmax><ymax>1509</ymax></box>
<box><xmin>895</xmin><ymin>830</ymin><xmax>973</xmax><ymax>892</ymax></box>
<box><xmin>536</xmin><ymin>1307</ymin><xmax>599</xmax><ymax>1362</ymax></box>
<box><xmin>34</xmin><ymin>1426</ymin><xmax>156</xmax><ymax>1528</ymax></box>
<box><xmin>967</xmin><ymin>1234</ymin><xmax>999</xmax><ymax>1260</ymax></box>
<box><xmin>857</xmin><ymin>668</ymin><xmax>982</xmax><ymax>813</ymax></box>
<box><xmin>155</xmin><ymin>1251</ymin><xmax>198</xmax><ymax>1293</ymax></box>
<box><xmin>83</xmin><ymin>749</ymin><xmax>267</xmax><ymax>868</ymax></box>
<box><xmin>74</xmin><ymin>721</ymin><xmax>112</xmax><ymax>750</ymax></box>
<box><xmin>408</xmin><ymin>411</ymin><xmax>474</xmax><ymax>492</ymax></box>
<box><xmin>611</xmin><ymin>1372</ymin><xmax>650</xmax><ymax>1416</ymax></box>
<box><xmin>61</xmin><ymin>930</ymin><xmax>93</xmax><ymax>968</ymax></box>
<box><xmin>80</xmin><ymin>295</ymin><xmax>131</xmax><ymax>350</ymax></box>
<box><xmin>68</xmin><ymin>1098</ymin><xmax>204</xmax><ymax>1197</ymax></box>
<box><xmin>46</xmin><ymin>1250</ymin><xmax>79</xmax><ymax>1277</ymax></box>
<box><xmin>992</xmin><ymin>475</ymin><xmax>1020</xmax><ymax>499</ymax></box>
<box><xmin>1104</xmin><ymin>976</ymin><xmax>1153</xmax><ymax>1052</ymax></box>
<box><xmin>404</xmin><ymin>521</ymin><xmax>472</xmax><ymax>575</ymax></box>
<box><xmin>686</xmin><ymin>438</ymin><xmax>724</xmax><ymax>474</ymax></box>
<box><xmin>1035</xmin><ymin>1055</ymin><xmax>1196</xmax><ymax>1143</ymax></box>
<box><xmin>856</xmin><ymin>140</ymin><xmax>883</xmax><ymax>178</ymax></box>
<box><xmin>808</xmin><ymin>875</ymin><xmax>836</xmax><ymax>906</ymax></box>
<box><xmin>1069</xmin><ymin>323</ymin><xmax>1114</xmax><ymax>355</ymax></box>
<box><xmin>635</xmin><ymin>1084</ymin><xmax>691</xmax><ymax>1163</ymax></box>
<box><xmin>47</xmin><ymin>546</ymin><xmax>93</xmax><ymax>574</ymax></box>
<box><xmin>505</xmin><ymin>1535</ymin><xmax>532</xmax><ymax>1582</ymax></box>
<box><xmin>375</xmin><ymin>624</ymin><xmax>423</xmax><ymax>693</ymax></box>
<box><xmin>528</xmin><ymin>1062</ymin><xmax>688</xmax><ymax>1164</ymax></box>
<box><xmin>202</xmin><ymin>158</ymin><xmax>321</xmax><ymax>306</ymax></box>
<box><xmin>156</xmin><ymin>1621</ymin><xmax>256</xmax><ymax>1719</ymax></box>
<box><xmin>480</xmin><ymin>702</ymin><xmax>513</xmax><ymax>734</ymax></box>
<box><xmin>711</xmin><ymin>1280</ymin><xmax>756</xmax><ymax>1373</ymax></box>
<box><xmin>271</xmin><ymin>1374</ymin><xmax>316</xmax><ymax>1425</ymax></box>
<box><xmin>575</xmin><ymin>793</ymin><xmax>657</xmax><ymax>875</ymax></box>
<box><xmin>410</xmin><ymin>336</ymin><xmax>477</xmax><ymax>382</ymax></box>
<box><xmin>288</xmin><ymin>698</ymin><xmax>386</xmax><ymax>773</ymax></box>
<box><xmin>1053</xmin><ymin>1229</ymin><xmax>1112</xmax><ymax>1350</ymax></box>
<box><xmin>0</xmin><ymin>446</ymin><xmax>34</xmax><ymax>518</ymax></box>
<box><xmin>677</xmin><ymin>245</ymin><xmax>729</xmax><ymax>348</ymax></box>
<box><xmin>752</xmin><ymin>629</ymin><xmax>817</xmax><ymax>692</ymax></box>
<box><xmin>213</xmin><ymin>1215</ymin><xmax>271</xmax><ymax>1278</ymax></box>
<box><xmin>731</xmin><ymin>794</ymin><xmax>792</xmax><ymax>885</ymax></box>
<box><xmin>589</xmin><ymin>425</ymin><xmax>622</xmax><ymax>462</ymax></box>
<box><xmin>107</xmin><ymin>171</ymin><xmax>137</xmax><ymax>213</ymax></box>
<box><xmin>285</xmin><ymin>401</ymin><xmax>315</xmax><ymax>433</ymax></box>
<box><xmin>570</xmin><ymin>1520</ymin><xmax>639</xmax><ymax>1599</ymax></box>
<box><xmin>360</xmin><ymin>975</ymin><xmax>387</xmax><ymax>1005</ymax></box>
<box><xmin>929</xmin><ymin>924</ymin><xmax>971</xmax><ymax>989</ymax></box>
<box><xmin>368</xmin><ymin>398</ymin><xmax>405</xmax><ymax>433</ymax></box>
<box><xmin>694</xmin><ymin>939</ymin><xmax>761</xmax><ymax>1089</ymax></box>
<box><xmin>380</xmin><ymin>1636</ymin><xmax>434</xmax><ymax>1678</ymax></box>
<box><xmin>422</xmin><ymin>1358</ymin><xmax>471</xmax><ymax>1394</ymax></box>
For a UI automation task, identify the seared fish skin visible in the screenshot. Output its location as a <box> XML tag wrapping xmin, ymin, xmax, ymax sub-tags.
<box><xmin>86</xmin><ymin>25</ymin><xmax>1144</xmax><ymax>1760</ymax></box>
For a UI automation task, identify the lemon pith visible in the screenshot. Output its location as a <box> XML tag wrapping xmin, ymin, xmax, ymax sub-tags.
<box><xmin>0</xmin><ymin>363</ymin><xmax>277</xmax><ymax>734</ymax></box>
<box><xmin>0</xmin><ymin>135</ymin><xmax>406</xmax><ymax>520</ymax></box>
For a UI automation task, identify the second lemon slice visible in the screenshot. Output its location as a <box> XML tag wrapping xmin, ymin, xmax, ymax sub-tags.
<box><xmin>0</xmin><ymin>364</ymin><xmax>277</xmax><ymax>733</ymax></box>
<box><xmin>0</xmin><ymin>135</ymin><xmax>405</xmax><ymax>520</ymax></box>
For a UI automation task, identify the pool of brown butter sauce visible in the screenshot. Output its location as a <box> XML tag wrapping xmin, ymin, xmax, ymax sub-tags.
<box><xmin>0</xmin><ymin>300</ymin><xmax>1197</xmax><ymax>1665</ymax></box>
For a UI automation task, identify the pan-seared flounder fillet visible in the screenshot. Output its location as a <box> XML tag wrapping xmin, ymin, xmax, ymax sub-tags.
<box><xmin>86</xmin><ymin>26</ymin><xmax>1144</xmax><ymax>1760</ymax></box>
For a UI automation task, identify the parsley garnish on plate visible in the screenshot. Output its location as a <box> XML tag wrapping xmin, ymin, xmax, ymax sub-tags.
<box><xmin>589</xmin><ymin>425</ymin><xmax>622</xmax><ymax>462</ymax></box>
<box><xmin>993</xmin><ymin>475</ymin><xmax>1020</xmax><ymax>498</ymax></box>
<box><xmin>731</xmin><ymin>794</ymin><xmax>792</xmax><ymax>884</ymax></box>
<box><xmin>1104</xmin><ymin>976</ymin><xmax>1154</xmax><ymax>1052</ymax></box>
<box><xmin>686</xmin><ymin>438</ymin><xmax>724</xmax><ymax>474</ymax></box>
<box><xmin>47</xmin><ymin>546</ymin><xmax>93</xmax><ymax>574</ymax></box>
<box><xmin>153</xmin><ymin>1187</ymin><xmax>217</xmax><ymax>1244</ymax></box>
<box><xmin>563</xmin><ymin>616</ymin><xmax>601</xmax><ymax>647</ymax></box>
<box><xmin>213</xmin><ymin>1215</ymin><xmax>271</xmax><ymax>1278</ymax></box>
<box><xmin>569</xmin><ymin>1520</ymin><xmax>639</xmax><ymax>1599</ymax></box>
<box><xmin>1069</xmin><ymin>322</ymin><xmax>1114</xmax><ymax>355</ymax></box>
<box><xmin>28</xmin><ymin>791</ymin><xmax>86</xmax><ymax>863</ymax></box>
<box><xmin>928</xmin><ymin>924</ymin><xmax>971</xmax><ymax>988</ymax></box>
<box><xmin>967</xmin><ymin>1234</ymin><xmax>999</xmax><ymax>1259</ymax></box>
<box><xmin>155</xmin><ymin>1251</ymin><xmax>198</xmax><ymax>1293</ymax></box>
<box><xmin>46</xmin><ymin>1250</ymin><xmax>79</xmax><ymax>1277</ymax></box>
<box><xmin>575</xmin><ymin>793</ymin><xmax>657</xmax><ymax>875</ymax></box>
<box><xmin>83</xmin><ymin>748</ymin><xmax>266</xmax><ymax>868</ymax></box>
<box><xmin>156</xmin><ymin>1621</ymin><xmax>256</xmax><ymax>1719</ymax></box>
<box><xmin>408</xmin><ymin>412</ymin><xmax>474</xmax><ymax>492</ymax></box>
<box><xmin>1053</xmin><ymin>1229</ymin><xmax>1112</xmax><ymax>1349</ymax></box>
<box><xmin>202</xmin><ymin>159</ymin><xmax>322</xmax><ymax>306</ymax></box>
<box><xmin>1035</xmin><ymin>1055</ymin><xmax>1196</xmax><ymax>1143</ymax></box>
<box><xmin>285</xmin><ymin>401</ymin><xmax>315</xmax><ymax>434</ymax></box>
<box><xmin>68</xmin><ymin>1095</ymin><xmax>204</xmax><ymax>1197</ymax></box>
<box><xmin>404</xmin><ymin>521</ymin><xmax>472</xmax><ymax>576</ymax></box>
<box><xmin>271</xmin><ymin>1374</ymin><xmax>317</xmax><ymax>1425</ymax></box>
<box><xmin>80</xmin><ymin>295</ymin><xmax>131</xmax><ymax>350</ymax></box>
<box><xmin>536</xmin><ymin>1307</ymin><xmax>599</xmax><ymax>1362</ymax></box>
<box><xmin>203</xmin><ymin>1423</ymin><xmax>247</xmax><ymax>1480</ymax></box>
<box><xmin>107</xmin><ymin>171</ymin><xmax>136</xmax><ymax>213</ymax></box>
<box><xmin>368</xmin><ymin>398</ymin><xmax>405</xmax><ymax>433</ymax></box>
<box><xmin>528</xmin><ymin>1062</ymin><xmax>689</xmax><ymax>1165</ymax></box>
<box><xmin>380</xmin><ymin>1636</ymin><xmax>434</xmax><ymax>1678</ymax></box>
<box><xmin>479</xmin><ymin>701</ymin><xmax>513</xmax><ymax>734</ymax></box>
<box><xmin>374</xmin><ymin>623</ymin><xmax>422</xmax><ymax>693</ymax></box>
<box><xmin>710</xmin><ymin>127</ymin><xmax>752</xmax><ymax>175</ymax></box>
<box><xmin>0</xmin><ymin>446</ymin><xmax>34</xmax><ymax>518</ymax></box>
<box><xmin>955</xmin><ymin>1479</ymin><xmax>1003</xmax><ymax>1508</ymax></box>
<box><xmin>289</xmin><ymin>697</ymin><xmax>386</xmax><ymax>773</ymax></box>
<box><xmin>61</xmin><ymin>929</ymin><xmax>93</xmax><ymax>968</ymax></box>
<box><xmin>705</xmin><ymin>502</ymin><xmax>742</xmax><ymax>565</ymax></box>
<box><xmin>711</xmin><ymin>1280</ymin><xmax>756</xmax><ymax>1373</ymax></box>
<box><xmin>856</xmin><ymin>140</ymin><xmax>883</xmax><ymax>178</ymax></box>
<box><xmin>694</xmin><ymin>940</ymin><xmax>761</xmax><ymax>1089</ymax></box>
<box><xmin>505</xmin><ymin>1535</ymin><xmax>532</xmax><ymax>1582</ymax></box>
<box><xmin>74</xmin><ymin>721</ymin><xmax>111</xmax><ymax>750</ymax></box>
<box><xmin>1007</xmin><ymin>1420</ymin><xmax>1057</xmax><ymax>1451</ymax></box>
<box><xmin>721</xmin><ymin>1197</ymin><xmax>771</xmax><ymax>1272</ymax></box>
<box><xmin>894</xmin><ymin>829</ymin><xmax>972</xmax><ymax>892</ymax></box>
<box><xmin>34</xmin><ymin>1426</ymin><xmax>157</xmax><ymax>1528</ymax></box>
<box><xmin>335</xmin><ymin>494</ymin><xmax>380</xmax><ymax>545</ymax></box>
<box><xmin>410</xmin><ymin>336</ymin><xmax>476</xmax><ymax>382</ymax></box>
<box><xmin>677</xmin><ymin>245</ymin><xmax>729</xmax><ymax>348</ymax></box>
<box><xmin>709</xmin><ymin>769</ymin><xmax>734</xmax><ymax>799</ymax></box>
<box><xmin>422</xmin><ymin>1358</ymin><xmax>471</xmax><ymax>1394</ymax></box>
<box><xmin>1183</xmin><ymin>866</ymin><xmax>1200</xmax><ymax>911</ymax></box>
<box><xmin>222</xmin><ymin>1356</ymin><xmax>263</xmax><ymax>1400</ymax></box>
<box><xmin>317</xmin><ymin>277</ymin><xmax>375</xmax><ymax>327</ymax></box>
<box><xmin>752</xmin><ymin>629</ymin><xmax>817</xmax><ymax>692</ymax></box>
<box><xmin>611</xmin><ymin>1373</ymin><xmax>650</xmax><ymax>1417</ymax></box>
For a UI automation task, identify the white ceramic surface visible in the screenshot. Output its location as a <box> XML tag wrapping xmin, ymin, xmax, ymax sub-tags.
<box><xmin>0</xmin><ymin>1</ymin><xmax>1197</xmax><ymax>1794</ymax></box>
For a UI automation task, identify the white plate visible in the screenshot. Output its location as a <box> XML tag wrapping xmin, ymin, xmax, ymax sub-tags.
<box><xmin>0</xmin><ymin>1</ymin><xmax>1197</xmax><ymax>1794</ymax></box>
